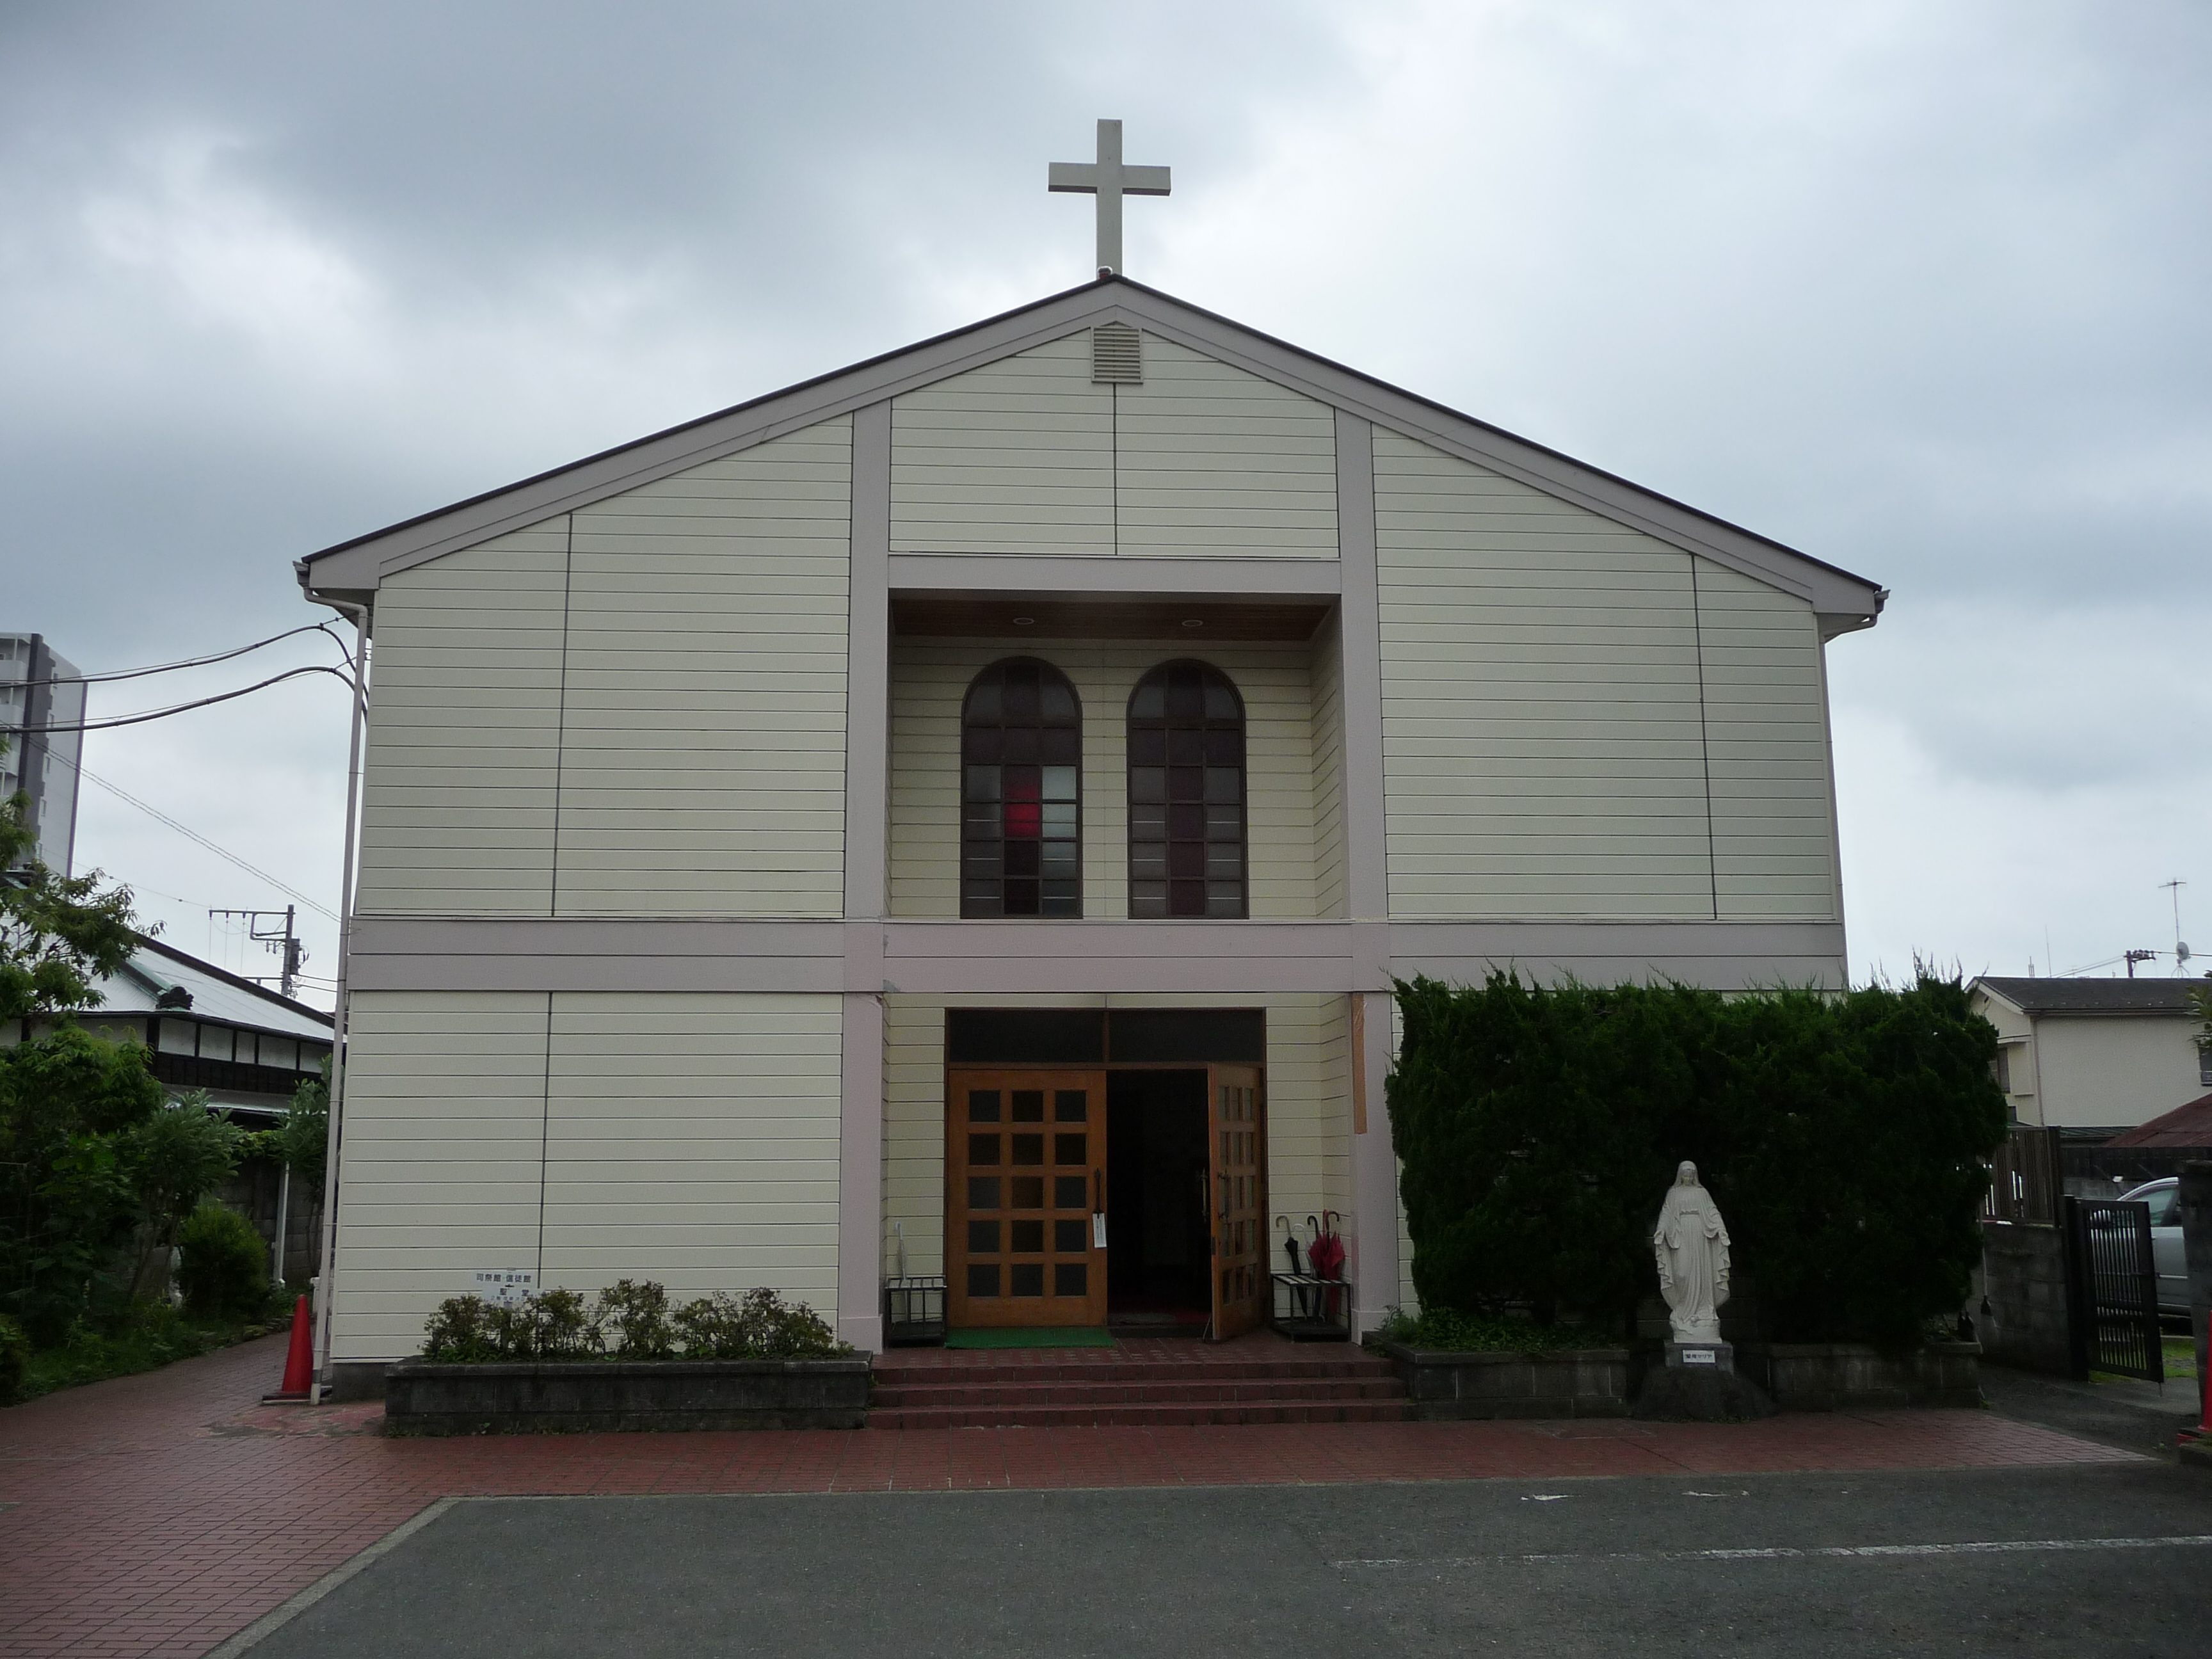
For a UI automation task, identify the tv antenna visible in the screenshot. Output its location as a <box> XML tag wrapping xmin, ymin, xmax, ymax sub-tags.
<box><xmin>209</xmin><ymin>905</ymin><xmax>307</xmax><ymax>999</ymax></box>
<box><xmin>2159</xmin><ymin>878</ymin><xmax>2190</xmax><ymax>969</ymax></box>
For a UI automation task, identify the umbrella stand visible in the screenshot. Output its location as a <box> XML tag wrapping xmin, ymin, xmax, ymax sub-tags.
<box><xmin>1264</xmin><ymin>1212</ymin><xmax>1350</xmax><ymax>1341</ymax></box>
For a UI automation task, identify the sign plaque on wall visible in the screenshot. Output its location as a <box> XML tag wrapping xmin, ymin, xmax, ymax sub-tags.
<box><xmin>470</xmin><ymin>1269</ymin><xmax>536</xmax><ymax>1306</ymax></box>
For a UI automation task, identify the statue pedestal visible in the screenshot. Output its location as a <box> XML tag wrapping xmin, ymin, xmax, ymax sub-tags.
<box><xmin>1637</xmin><ymin>1340</ymin><xmax>1772</xmax><ymax>1422</ymax></box>
<box><xmin>1666</xmin><ymin>1340</ymin><xmax>1734</xmax><ymax>1374</ymax></box>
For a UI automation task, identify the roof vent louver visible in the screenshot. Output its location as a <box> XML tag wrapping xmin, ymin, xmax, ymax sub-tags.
<box><xmin>1091</xmin><ymin>323</ymin><xmax>1142</xmax><ymax>385</ymax></box>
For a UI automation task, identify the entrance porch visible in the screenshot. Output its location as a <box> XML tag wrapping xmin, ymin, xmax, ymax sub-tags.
<box><xmin>869</xmin><ymin>1327</ymin><xmax>1408</xmax><ymax>1429</ymax></box>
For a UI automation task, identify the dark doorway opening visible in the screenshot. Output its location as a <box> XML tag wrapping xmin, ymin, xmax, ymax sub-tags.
<box><xmin>1107</xmin><ymin>1070</ymin><xmax>1210</xmax><ymax>1332</ymax></box>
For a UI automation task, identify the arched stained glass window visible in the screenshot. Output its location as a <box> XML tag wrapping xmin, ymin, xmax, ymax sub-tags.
<box><xmin>1126</xmin><ymin>661</ymin><xmax>1246</xmax><ymax>918</ymax></box>
<box><xmin>962</xmin><ymin>658</ymin><xmax>1082</xmax><ymax>918</ymax></box>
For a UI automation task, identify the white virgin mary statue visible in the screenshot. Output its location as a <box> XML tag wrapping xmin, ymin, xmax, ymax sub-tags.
<box><xmin>1653</xmin><ymin>1160</ymin><xmax>1731</xmax><ymax>1343</ymax></box>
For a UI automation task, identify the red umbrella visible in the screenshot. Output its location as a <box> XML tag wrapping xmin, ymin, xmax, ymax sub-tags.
<box><xmin>1308</xmin><ymin>1210</ymin><xmax>1345</xmax><ymax>1279</ymax></box>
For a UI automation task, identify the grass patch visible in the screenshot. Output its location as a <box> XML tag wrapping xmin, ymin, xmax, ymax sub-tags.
<box><xmin>1374</xmin><ymin>1306</ymin><xmax>1613</xmax><ymax>1354</ymax></box>
<box><xmin>12</xmin><ymin>1304</ymin><xmax>280</xmax><ymax>1404</ymax></box>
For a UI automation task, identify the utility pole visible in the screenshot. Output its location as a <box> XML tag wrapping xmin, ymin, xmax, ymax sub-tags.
<box><xmin>210</xmin><ymin>905</ymin><xmax>307</xmax><ymax>998</ymax></box>
<box><xmin>2124</xmin><ymin>949</ymin><xmax>2158</xmax><ymax>979</ymax></box>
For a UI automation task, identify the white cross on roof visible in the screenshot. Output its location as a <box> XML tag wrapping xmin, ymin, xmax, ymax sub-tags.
<box><xmin>1048</xmin><ymin>118</ymin><xmax>1171</xmax><ymax>278</ymax></box>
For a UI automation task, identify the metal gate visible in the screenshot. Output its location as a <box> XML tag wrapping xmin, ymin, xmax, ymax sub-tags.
<box><xmin>2062</xmin><ymin>1196</ymin><xmax>2163</xmax><ymax>1383</ymax></box>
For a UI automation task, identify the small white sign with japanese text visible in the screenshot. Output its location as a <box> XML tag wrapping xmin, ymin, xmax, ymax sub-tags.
<box><xmin>470</xmin><ymin>1269</ymin><xmax>536</xmax><ymax>1306</ymax></box>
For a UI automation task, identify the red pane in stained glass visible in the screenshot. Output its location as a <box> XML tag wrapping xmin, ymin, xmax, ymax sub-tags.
<box><xmin>1004</xmin><ymin>767</ymin><xmax>1041</xmax><ymax>799</ymax></box>
<box><xmin>1004</xmin><ymin>802</ymin><xmax>1042</xmax><ymax>839</ymax></box>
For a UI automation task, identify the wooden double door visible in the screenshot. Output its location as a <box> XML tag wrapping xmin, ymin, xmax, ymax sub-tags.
<box><xmin>945</xmin><ymin>1063</ymin><xmax>1265</xmax><ymax>1338</ymax></box>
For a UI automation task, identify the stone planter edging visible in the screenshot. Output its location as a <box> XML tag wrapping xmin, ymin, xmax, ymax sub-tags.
<box><xmin>384</xmin><ymin>1356</ymin><xmax>873</xmax><ymax>1435</ymax></box>
<box><xmin>1734</xmin><ymin>1340</ymin><xmax>1982</xmax><ymax>1412</ymax></box>
<box><xmin>1366</xmin><ymin>1339</ymin><xmax>1632</xmax><ymax>1420</ymax></box>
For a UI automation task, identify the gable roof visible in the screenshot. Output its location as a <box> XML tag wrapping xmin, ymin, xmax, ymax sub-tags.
<box><xmin>2105</xmin><ymin>1090</ymin><xmax>2212</xmax><ymax>1148</ymax></box>
<box><xmin>99</xmin><ymin>933</ymin><xmax>335</xmax><ymax>1041</ymax></box>
<box><xmin>298</xmin><ymin>276</ymin><xmax>1885</xmax><ymax>628</ymax></box>
<box><xmin>1973</xmin><ymin>975</ymin><xmax>2206</xmax><ymax>1018</ymax></box>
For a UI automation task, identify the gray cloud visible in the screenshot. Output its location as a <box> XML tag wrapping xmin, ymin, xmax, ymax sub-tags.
<box><xmin>3</xmin><ymin>0</ymin><xmax>2207</xmax><ymax>993</ymax></box>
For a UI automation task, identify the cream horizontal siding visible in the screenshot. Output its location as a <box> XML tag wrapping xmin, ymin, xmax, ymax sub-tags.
<box><xmin>892</xmin><ymin>333</ymin><xmax>1113</xmax><ymax>555</ymax></box>
<box><xmin>356</xmin><ymin>527</ymin><xmax>568</xmax><ymax>915</ymax></box>
<box><xmin>887</xmin><ymin>637</ymin><xmax>1317</xmax><ymax>918</ymax></box>
<box><xmin>329</xmin><ymin>992</ymin><xmax>552</xmax><ymax>1360</ymax></box>
<box><xmin>329</xmin><ymin>990</ymin><xmax>847</xmax><ymax>1359</ymax></box>
<box><xmin>1374</xmin><ymin>429</ymin><xmax>1715</xmax><ymax>919</ymax></box>
<box><xmin>556</xmin><ymin>421</ymin><xmax>851</xmax><ymax>917</ymax></box>
<box><xmin>1694</xmin><ymin>557</ymin><xmax>1838</xmax><ymax>921</ymax></box>
<box><xmin>890</xmin><ymin>331</ymin><xmax>1339</xmax><ymax>559</ymax></box>
<box><xmin>1309</xmin><ymin>621</ymin><xmax>1348</xmax><ymax>918</ymax></box>
<box><xmin>540</xmin><ymin>994</ymin><xmax>842</xmax><ymax>1310</ymax></box>
<box><xmin>879</xmin><ymin>992</ymin><xmax>1350</xmax><ymax>1283</ymax></box>
<box><xmin>1114</xmin><ymin>336</ymin><xmax>1338</xmax><ymax>558</ymax></box>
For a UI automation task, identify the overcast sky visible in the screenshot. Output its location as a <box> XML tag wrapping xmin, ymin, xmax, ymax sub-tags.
<box><xmin>4</xmin><ymin>0</ymin><xmax>2206</xmax><ymax>1005</ymax></box>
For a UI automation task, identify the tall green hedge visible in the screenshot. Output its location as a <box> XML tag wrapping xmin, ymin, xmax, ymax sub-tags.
<box><xmin>1386</xmin><ymin>973</ymin><xmax>2007</xmax><ymax>1347</ymax></box>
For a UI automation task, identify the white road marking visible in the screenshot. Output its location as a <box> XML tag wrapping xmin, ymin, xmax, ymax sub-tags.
<box><xmin>1333</xmin><ymin>1535</ymin><xmax>2212</xmax><ymax>1569</ymax></box>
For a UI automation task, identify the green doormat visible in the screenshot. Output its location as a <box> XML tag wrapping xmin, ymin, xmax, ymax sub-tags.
<box><xmin>943</xmin><ymin>1327</ymin><xmax>1116</xmax><ymax>1349</ymax></box>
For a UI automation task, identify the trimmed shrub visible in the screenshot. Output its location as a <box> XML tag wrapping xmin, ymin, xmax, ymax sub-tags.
<box><xmin>417</xmin><ymin>1283</ymin><xmax>845</xmax><ymax>1363</ymax></box>
<box><xmin>596</xmin><ymin>1279</ymin><xmax>675</xmax><ymax>1359</ymax></box>
<box><xmin>1388</xmin><ymin>972</ymin><xmax>2007</xmax><ymax>1348</ymax></box>
<box><xmin>176</xmin><ymin>1202</ymin><xmax>269</xmax><ymax>1320</ymax></box>
<box><xmin>671</xmin><ymin>1288</ymin><xmax>842</xmax><ymax>1360</ymax></box>
<box><xmin>0</xmin><ymin>1312</ymin><xmax>28</xmax><ymax>1404</ymax></box>
<box><xmin>1375</xmin><ymin>1306</ymin><xmax>1605</xmax><ymax>1354</ymax></box>
<box><xmin>421</xmin><ymin>1294</ymin><xmax>497</xmax><ymax>1363</ymax></box>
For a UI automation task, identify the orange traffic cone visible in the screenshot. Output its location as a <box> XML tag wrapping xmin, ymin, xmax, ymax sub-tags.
<box><xmin>263</xmin><ymin>1295</ymin><xmax>314</xmax><ymax>1403</ymax></box>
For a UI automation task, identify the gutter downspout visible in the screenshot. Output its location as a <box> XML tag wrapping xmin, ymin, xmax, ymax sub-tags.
<box><xmin>303</xmin><ymin>586</ymin><xmax>369</xmax><ymax>1399</ymax></box>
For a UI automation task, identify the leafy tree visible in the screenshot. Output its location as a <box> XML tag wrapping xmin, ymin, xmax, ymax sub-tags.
<box><xmin>278</xmin><ymin>1055</ymin><xmax>330</xmax><ymax>1194</ymax></box>
<box><xmin>122</xmin><ymin>1091</ymin><xmax>244</xmax><ymax>1301</ymax></box>
<box><xmin>0</xmin><ymin>1027</ymin><xmax>164</xmax><ymax>1342</ymax></box>
<box><xmin>0</xmin><ymin>778</ymin><xmax>145</xmax><ymax>1023</ymax></box>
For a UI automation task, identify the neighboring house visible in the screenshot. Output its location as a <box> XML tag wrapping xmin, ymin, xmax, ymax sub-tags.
<box><xmin>3</xmin><ymin>932</ymin><xmax>338</xmax><ymax>1121</ymax></box>
<box><xmin>298</xmin><ymin>274</ymin><xmax>1886</xmax><ymax>1380</ymax></box>
<box><xmin>6</xmin><ymin>934</ymin><xmax>337</xmax><ymax>1284</ymax></box>
<box><xmin>0</xmin><ymin>630</ymin><xmax>86</xmax><ymax>873</ymax></box>
<box><xmin>1968</xmin><ymin>976</ymin><xmax>2212</xmax><ymax>1132</ymax></box>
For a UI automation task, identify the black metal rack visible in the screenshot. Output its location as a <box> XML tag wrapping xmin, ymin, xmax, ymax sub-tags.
<box><xmin>1268</xmin><ymin>1272</ymin><xmax>1350</xmax><ymax>1341</ymax></box>
<box><xmin>883</xmin><ymin>1276</ymin><xmax>947</xmax><ymax>1346</ymax></box>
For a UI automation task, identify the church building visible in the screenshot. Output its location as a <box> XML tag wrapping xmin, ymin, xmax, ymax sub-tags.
<box><xmin>298</xmin><ymin>131</ymin><xmax>1882</xmax><ymax>1382</ymax></box>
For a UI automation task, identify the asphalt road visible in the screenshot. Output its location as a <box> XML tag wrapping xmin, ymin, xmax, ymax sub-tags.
<box><xmin>234</xmin><ymin>1464</ymin><xmax>2212</xmax><ymax>1658</ymax></box>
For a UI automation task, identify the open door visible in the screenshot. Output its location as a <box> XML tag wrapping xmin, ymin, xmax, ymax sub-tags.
<box><xmin>946</xmin><ymin>1068</ymin><xmax>1109</xmax><ymax>1328</ymax></box>
<box><xmin>1207</xmin><ymin>1063</ymin><xmax>1265</xmax><ymax>1339</ymax></box>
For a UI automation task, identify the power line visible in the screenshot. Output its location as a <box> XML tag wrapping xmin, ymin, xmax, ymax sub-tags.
<box><xmin>69</xmin><ymin>761</ymin><xmax>339</xmax><ymax>922</ymax></box>
<box><xmin>5</xmin><ymin>664</ymin><xmax>356</xmax><ymax>735</ymax></box>
<box><xmin>5</xmin><ymin>623</ymin><xmax>349</xmax><ymax>689</ymax></box>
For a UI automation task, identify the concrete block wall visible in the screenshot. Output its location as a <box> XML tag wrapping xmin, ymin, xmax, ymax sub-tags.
<box><xmin>1973</xmin><ymin>1221</ymin><xmax>2071</xmax><ymax>1376</ymax></box>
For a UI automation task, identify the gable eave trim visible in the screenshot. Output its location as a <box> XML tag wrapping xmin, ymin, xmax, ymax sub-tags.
<box><xmin>301</xmin><ymin>279</ymin><xmax>1137</xmax><ymax>596</ymax></box>
<box><xmin>301</xmin><ymin>276</ymin><xmax>1882</xmax><ymax>621</ymax></box>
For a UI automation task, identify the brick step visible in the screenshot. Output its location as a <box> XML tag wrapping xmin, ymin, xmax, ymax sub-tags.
<box><xmin>870</xmin><ymin>1356</ymin><xmax>1395</xmax><ymax>1388</ymax></box>
<box><xmin>871</xmin><ymin>1375</ymin><xmax>1407</xmax><ymax>1409</ymax></box>
<box><xmin>869</xmin><ymin>1398</ymin><xmax>1411</xmax><ymax>1431</ymax></box>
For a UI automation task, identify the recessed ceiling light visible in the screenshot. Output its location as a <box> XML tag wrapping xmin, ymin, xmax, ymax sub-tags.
<box><xmin>1181</xmin><ymin>618</ymin><xmax>1205</xmax><ymax>629</ymax></box>
<box><xmin>1012</xmin><ymin>616</ymin><xmax>1036</xmax><ymax>627</ymax></box>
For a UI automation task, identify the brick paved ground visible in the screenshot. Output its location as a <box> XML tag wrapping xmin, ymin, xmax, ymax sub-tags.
<box><xmin>0</xmin><ymin>1334</ymin><xmax>2142</xmax><ymax>1659</ymax></box>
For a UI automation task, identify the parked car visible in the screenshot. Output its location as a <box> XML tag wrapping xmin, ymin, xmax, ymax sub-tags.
<box><xmin>2117</xmin><ymin>1178</ymin><xmax>2187</xmax><ymax>1317</ymax></box>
